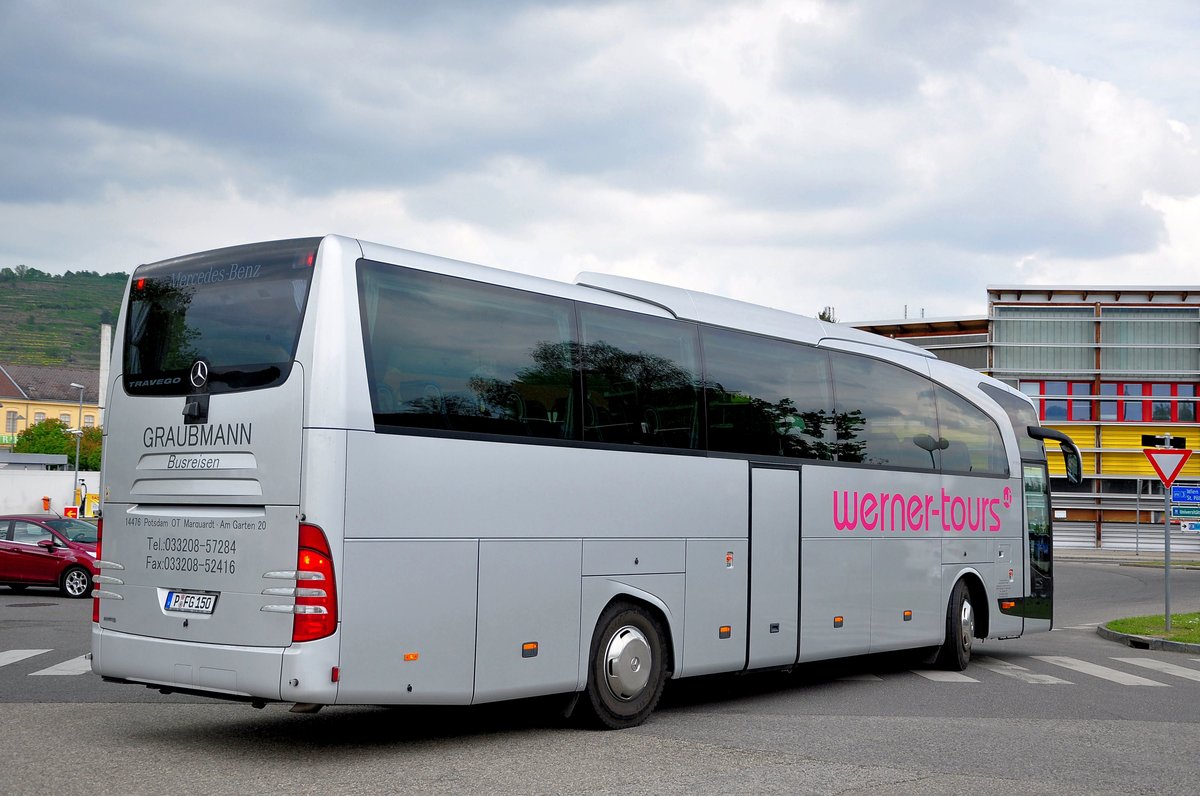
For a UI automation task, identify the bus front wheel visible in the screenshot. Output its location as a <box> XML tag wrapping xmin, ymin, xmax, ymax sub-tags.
<box><xmin>935</xmin><ymin>580</ymin><xmax>974</xmax><ymax>671</ymax></box>
<box><xmin>585</xmin><ymin>603</ymin><xmax>668</xmax><ymax>730</ymax></box>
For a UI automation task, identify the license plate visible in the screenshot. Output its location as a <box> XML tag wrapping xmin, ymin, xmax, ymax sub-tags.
<box><xmin>164</xmin><ymin>591</ymin><xmax>217</xmax><ymax>614</ymax></box>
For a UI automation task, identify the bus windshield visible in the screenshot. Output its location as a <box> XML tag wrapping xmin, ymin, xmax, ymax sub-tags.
<box><xmin>123</xmin><ymin>238</ymin><xmax>319</xmax><ymax>396</ymax></box>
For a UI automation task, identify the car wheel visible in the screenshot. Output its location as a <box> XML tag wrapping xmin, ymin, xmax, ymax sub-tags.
<box><xmin>61</xmin><ymin>566</ymin><xmax>92</xmax><ymax>598</ymax></box>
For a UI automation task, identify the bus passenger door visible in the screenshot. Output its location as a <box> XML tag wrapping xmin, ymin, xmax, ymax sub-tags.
<box><xmin>1023</xmin><ymin>463</ymin><xmax>1053</xmax><ymax>631</ymax></box>
<box><xmin>748</xmin><ymin>467</ymin><xmax>800</xmax><ymax>669</ymax></box>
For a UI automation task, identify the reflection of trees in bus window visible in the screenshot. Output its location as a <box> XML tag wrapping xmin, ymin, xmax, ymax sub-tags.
<box><xmin>831</xmin><ymin>410</ymin><xmax>867</xmax><ymax>463</ymax></box>
<box><xmin>127</xmin><ymin>250</ymin><xmax>312</xmax><ymax>393</ymax></box>
<box><xmin>701</xmin><ymin>327</ymin><xmax>834</xmax><ymax>460</ymax></box>
<box><xmin>125</xmin><ymin>280</ymin><xmax>198</xmax><ymax>375</ymax></box>
<box><xmin>830</xmin><ymin>353</ymin><xmax>939</xmax><ymax>470</ymax></box>
<box><xmin>935</xmin><ymin>386</ymin><xmax>1007</xmax><ymax>475</ymax></box>
<box><xmin>360</xmin><ymin>261</ymin><xmax>1015</xmax><ymax>472</ymax></box>
<box><xmin>360</xmin><ymin>263</ymin><xmax>577</xmax><ymax>439</ymax></box>
<box><xmin>579</xmin><ymin>306</ymin><xmax>702</xmax><ymax>449</ymax></box>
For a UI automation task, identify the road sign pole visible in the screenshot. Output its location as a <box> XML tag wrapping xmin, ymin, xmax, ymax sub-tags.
<box><xmin>1143</xmin><ymin>446</ymin><xmax>1193</xmax><ymax>635</ymax></box>
<box><xmin>1164</xmin><ymin>489</ymin><xmax>1172</xmax><ymax>632</ymax></box>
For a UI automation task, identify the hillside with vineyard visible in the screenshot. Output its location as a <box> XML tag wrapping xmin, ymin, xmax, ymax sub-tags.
<box><xmin>0</xmin><ymin>267</ymin><xmax>128</xmax><ymax>366</ymax></box>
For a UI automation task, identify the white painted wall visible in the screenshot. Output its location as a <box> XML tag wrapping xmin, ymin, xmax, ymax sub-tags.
<box><xmin>0</xmin><ymin>471</ymin><xmax>83</xmax><ymax>515</ymax></box>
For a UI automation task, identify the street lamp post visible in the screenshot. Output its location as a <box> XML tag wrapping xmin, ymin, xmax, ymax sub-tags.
<box><xmin>70</xmin><ymin>382</ymin><xmax>85</xmax><ymax>512</ymax></box>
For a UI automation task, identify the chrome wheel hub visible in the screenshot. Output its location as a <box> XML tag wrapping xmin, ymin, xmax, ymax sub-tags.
<box><xmin>65</xmin><ymin>569</ymin><xmax>90</xmax><ymax>596</ymax></box>
<box><xmin>960</xmin><ymin>599</ymin><xmax>974</xmax><ymax>652</ymax></box>
<box><xmin>604</xmin><ymin>625</ymin><xmax>652</xmax><ymax>701</ymax></box>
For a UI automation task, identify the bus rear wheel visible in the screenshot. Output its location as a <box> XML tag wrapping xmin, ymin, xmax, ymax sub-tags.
<box><xmin>585</xmin><ymin>603</ymin><xmax>668</xmax><ymax>730</ymax></box>
<box><xmin>936</xmin><ymin>580</ymin><xmax>974</xmax><ymax>671</ymax></box>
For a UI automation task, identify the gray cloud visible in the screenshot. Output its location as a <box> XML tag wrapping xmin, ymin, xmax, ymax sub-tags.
<box><xmin>0</xmin><ymin>1</ymin><xmax>714</xmax><ymax>202</ymax></box>
<box><xmin>2</xmin><ymin>0</ymin><xmax>1199</xmax><ymax>322</ymax></box>
<box><xmin>775</xmin><ymin>0</ymin><xmax>1020</xmax><ymax>103</ymax></box>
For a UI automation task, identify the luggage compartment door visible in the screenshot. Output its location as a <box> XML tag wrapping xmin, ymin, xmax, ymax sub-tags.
<box><xmin>748</xmin><ymin>467</ymin><xmax>800</xmax><ymax>669</ymax></box>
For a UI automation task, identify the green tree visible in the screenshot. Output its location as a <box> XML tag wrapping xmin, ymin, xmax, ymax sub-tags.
<box><xmin>818</xmin><ymin>306</ymin><xmax>838</xmax><ymax>323</ymax></box>
<box><xmin>14</xmin><ymin>418</ymin><xmax>72</xmax><ymax>458</ymax></box>
<box><xmin>79</xmin><ymin>427</ymin><xmax>103</xmax><ymax>470</ymax></box>
<box><xmin>13</xmin><ymin>418</ymin><xmax>102</xmax><ymax>469</ymax></box>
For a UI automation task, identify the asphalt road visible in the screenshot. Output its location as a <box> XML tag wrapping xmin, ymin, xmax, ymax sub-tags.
<box><xmin>2</xmin><ymin>561</ymin><xmax>1199</xmax><ymax>795</ymax></box>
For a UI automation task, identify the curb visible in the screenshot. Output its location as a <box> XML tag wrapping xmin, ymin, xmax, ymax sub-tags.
<box><xmin>1095</xmin><ymin>624</ymin><xmax>1200</xmax><ymax>654</ymax></box>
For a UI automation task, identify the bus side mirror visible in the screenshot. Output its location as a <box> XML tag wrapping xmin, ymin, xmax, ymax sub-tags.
<box><xmin>1064</xmin><ymin>448</ymin><xmax>1082</xmax><ymax>484</ymax></box>
<box><xmin>1027</xmin><ymin>426</ymin><xmax>1083</xmax><ymax>486</ymax></box>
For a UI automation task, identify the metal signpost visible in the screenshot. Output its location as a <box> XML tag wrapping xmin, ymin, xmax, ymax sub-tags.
<box><xmin>1144</xmin><ymin>443</ymin><xmax>1193</xmax><ymax>632</ymax></box>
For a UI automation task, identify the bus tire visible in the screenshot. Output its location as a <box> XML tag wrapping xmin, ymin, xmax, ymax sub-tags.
<box><xmin>935</xmin><ymin>580</ymin><xmax>974</xmax><ymax>671</ymax></box>
<box><xmin>585</xmin><ymin>602</ymin><xmax>668</xmax><ymax>730</ymax></box>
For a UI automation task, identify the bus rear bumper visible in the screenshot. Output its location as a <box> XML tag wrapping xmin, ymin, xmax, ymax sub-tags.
<box><xmin>91</xmin><ymin>624</ymin><xmax>286</xmax><ymax>701</ymax></box>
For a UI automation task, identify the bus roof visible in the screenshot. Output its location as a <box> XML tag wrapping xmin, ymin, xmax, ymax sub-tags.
<box><xmin>352</xmin><ymin>236</ymin><xmax>931</xmax><ymax>360</ymax></box>
<box><xmin>576</xmin><ymin>271</ymin><xmax>934</xmax><ymax>360</ymax></box>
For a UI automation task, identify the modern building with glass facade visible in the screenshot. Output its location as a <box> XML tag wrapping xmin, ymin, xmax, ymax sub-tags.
<box><xmin>856</xmin><ymin>286</ymin><xmax>1200</xmax><ymax>550</ymax></box>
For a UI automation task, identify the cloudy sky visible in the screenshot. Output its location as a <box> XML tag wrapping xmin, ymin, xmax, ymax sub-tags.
<box><xmin>3</xmin><ymin>1</ymin><xmax>1199</xmax><ymax>322</ymax></box>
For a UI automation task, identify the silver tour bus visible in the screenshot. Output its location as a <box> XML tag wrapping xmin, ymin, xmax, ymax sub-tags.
<box><xmin>91</xmin><ymin>236</ymin><xmax>1081</xmax><ymax>728</ymax></box>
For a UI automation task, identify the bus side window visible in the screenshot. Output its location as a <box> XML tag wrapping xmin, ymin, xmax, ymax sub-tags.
<box><xmin>358</xmin><ymin>263</ymin><xmax>578</xmax><ymax>439</ymax></box>
<box><xmin>829</xmin><ymin>352</ymin><xmax>938</xmax><ymax>470</ymax></box>
<box><xmin>935</xmin><ymin>385</ymin><xmax>1007</xmax><ymax>476</ymax></box>
<box><xmin>578</xmin><ymin>305</ymin><xmax>702</xmax><ymax>450</ymax></box>
<box><xmin>700</xmin><ymin>327</ymin><xmax>833</xmax><ymax>460</ymax></box>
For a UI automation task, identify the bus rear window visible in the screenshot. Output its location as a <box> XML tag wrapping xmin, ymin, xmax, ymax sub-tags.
<box><xmin>123</xmin><ymin>238</ymin><xmax>319</xmax><ymax>396</ymax></box>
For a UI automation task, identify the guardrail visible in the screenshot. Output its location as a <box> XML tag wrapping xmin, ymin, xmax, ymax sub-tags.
<box><xmin>1053</xmin><ymin>522</ymin><xmax>1200</xmax><ymax>553</ymax></box>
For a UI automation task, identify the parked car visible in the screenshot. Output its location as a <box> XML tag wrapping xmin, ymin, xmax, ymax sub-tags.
<box><xmin>0</xmin><ymin>515</ymin><xmax>98</xmax><ymax>598</ymax></box>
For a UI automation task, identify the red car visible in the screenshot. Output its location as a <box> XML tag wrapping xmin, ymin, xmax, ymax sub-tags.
<box><xmin>0</xmin><ymin>515</ymin><xmax>98</xmax><ymax>598</ymax></box>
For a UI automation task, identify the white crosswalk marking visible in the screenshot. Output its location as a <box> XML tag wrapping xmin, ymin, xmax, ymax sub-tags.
<box><xmin>1112</xmin><ymin>657</ymin><xmax>1200</xmax><ymax>683</ymax></box>
<box><xmin>974</xmin><ymin>656</ymin><xmax>1072</xmax><ymax>685</ymax></box>
<box><xmin>29</xmin><ymin>655</ymin><xmax>92</xmax><ymax>676</ymax></box>
<box><xmin>1033</xmin><ymin>656</ymin><xmax>1169</xmax><ymax>686</ymax></box>
<box><xmin>911</xmin><ymin>669</ymin><xmax>979</xmax><ymax>682</ymax></box>
<box><xmin>0</xmin><ymin>649</ymin><xmax>51</xmax><ymax>668</ymax></box>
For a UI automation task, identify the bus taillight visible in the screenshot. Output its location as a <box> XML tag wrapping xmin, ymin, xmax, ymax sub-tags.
<box><xmin>293</xmin><ymin>523</ymin><xmax>338</xmax><ymax>642</ymax></box>
<box><xmin>92</xmin><ymin>517</ymin><xmax>103</xmax><ymax>624</ymax></box>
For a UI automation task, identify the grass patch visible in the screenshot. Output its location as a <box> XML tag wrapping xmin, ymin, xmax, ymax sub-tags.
<box><xmin>1106</xmin><ymin>613</ymin><xmax>1200</xmax><ymax>644</ymax></box>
